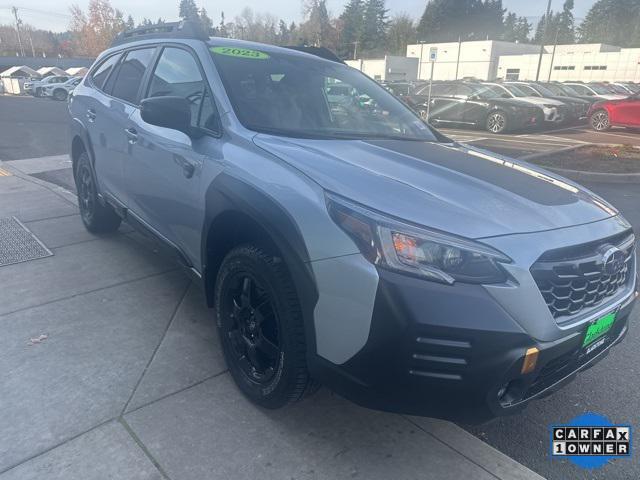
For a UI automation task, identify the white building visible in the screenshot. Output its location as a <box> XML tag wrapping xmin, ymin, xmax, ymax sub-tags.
<box><xmin>345</xmin><ymin>56</ymin><xmax>419</xmax><ymax>81</ymax></box>
<box><xmin>406</xmin><ymin>40</ymin><xmax>540</xmax><ymax>81</ymax></box>
<box><xmin>497</xmin><ymin>43</ymin><xmax>640</xmax><ymax>82</ymax></box>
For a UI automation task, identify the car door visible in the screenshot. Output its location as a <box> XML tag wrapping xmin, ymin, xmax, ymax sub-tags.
<box><xmin>423</xmin><ymin>84</ymin><xmax>462</xmax><ymax>122</ymax></box>
<box><xmin>459</xmin><ymin>85</ymin><xmax>489</xmax><ymax>125</ymax></box>
<box><xmin>82</xmin><ymin>53</ymin><xmax>123</xmax><ymax>198</ymax></box>
<box><xmin>614</xmin><ymin>94</ymin><xmax>640</xmax><ymax>126</ymax></box>
<box><xmin>93</xmin><ymin>46</ymin><xmax>157</xmax><ymax>204</ymax></box>
<box><xmin>125</xmin><ymin>45</ymin><xmax>223</xmax><ymax>266</ymax></box>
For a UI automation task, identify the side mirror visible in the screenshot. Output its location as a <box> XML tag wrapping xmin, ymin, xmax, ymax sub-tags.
<box><xmin>140</xmin><ymin>96</ymin><xmax>192</xmax><ymax>136</ymax></box>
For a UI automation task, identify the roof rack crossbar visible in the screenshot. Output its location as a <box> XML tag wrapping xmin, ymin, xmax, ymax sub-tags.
<box><xmin>110</xmin><ymin>20</ymin><xmax>208</xmax><ymax>47</ymax></box>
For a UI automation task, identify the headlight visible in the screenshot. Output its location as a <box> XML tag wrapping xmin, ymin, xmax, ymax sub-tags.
<box><xmin>326</xmin><ymin>193</ymin><xmax>512</xmax><ymax>285</ymax></box>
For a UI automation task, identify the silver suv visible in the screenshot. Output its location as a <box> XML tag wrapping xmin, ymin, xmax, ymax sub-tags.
<box><xmin>68</xmin><ymin>22</ymin><xmax>637</xmax><ymax>422</ymax></box>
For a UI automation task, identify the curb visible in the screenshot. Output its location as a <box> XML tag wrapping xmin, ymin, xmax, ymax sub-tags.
<box><xmin>0</xmin><ymin>159</ymin><xmax>78</xmax><ymax>206</ymax></box>
<box><xmin>520</xmin><ymin>144</ymin><xmax>640</xmax><ymax>184</ymax></box>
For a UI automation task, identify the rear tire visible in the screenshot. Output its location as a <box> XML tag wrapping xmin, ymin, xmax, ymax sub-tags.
<box><xmin>590</xmin><ymin>109</ymin><xmax>611</xmax><ymax>131</ymax></box>
<box><xmin>214</xmin><ymin>244</ymin><xmax>317</xmax><ymax>409</ymax></box>
<box><xmin>486</xmin><ymin>110</ymin><xmax>508</xmax><ymax>134</ymax></box>
<box><xmin>75</xmin><ymin>152</ymin><xmax>121</xmax><ymax>233</ymax></box>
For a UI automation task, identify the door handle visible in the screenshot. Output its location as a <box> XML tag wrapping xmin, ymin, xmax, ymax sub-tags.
<box><xmin>86</xmin><ymin>109</ymin><xmax>96</xmax><ymax>122</ymax></box>
<box><xmin>124</xmin><ymin>127</ymin><xmax>138</xmax><ymax>144</ymax></box>
<box><xmin>182</xmin><ymin>162</ymin><xmax>195</xmax><ymax>179</ymax></box>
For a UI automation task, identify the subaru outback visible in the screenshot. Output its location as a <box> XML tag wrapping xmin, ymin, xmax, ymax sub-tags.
<box><xmin>68</xmin><ymin>22</ymin><xmax>637</xmax><ymax>422</ymax></box>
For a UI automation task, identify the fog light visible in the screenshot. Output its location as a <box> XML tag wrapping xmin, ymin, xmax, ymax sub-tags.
<box><xmin>521</xmin><ymin>347</ymin><xmax>539</xmax><ymax>375</ymax></box>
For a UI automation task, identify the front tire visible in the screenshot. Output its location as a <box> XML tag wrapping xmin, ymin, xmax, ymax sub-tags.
<box><xmin>53</xmin><ymin>89</ymin><xmax>67</xmax><ymax>101</ymax></box>
<box><xmin>75</xmin><ymin>152</ymin><xmax>121</xmax><ymax>233</ymax></box>
<box><xmin>486</xmin><ymin>110</ymin><xmax>508</xmax><ymax>134</ymax></box>
<box><xmin>215</xmin><ymin>244</ymin><xmax>316</xmax><ymax>409</ymax></box>
<box><xmin>590</xmin><ymin>109</ymin><xmax>610</xmax><ymax>131</ymax></box>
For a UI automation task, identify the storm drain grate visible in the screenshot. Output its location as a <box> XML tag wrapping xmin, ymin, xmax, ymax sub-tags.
<box><xmin>0</xmin><ymin>217</ymin><xmax>53</xmax><ymax>267</ymax></box>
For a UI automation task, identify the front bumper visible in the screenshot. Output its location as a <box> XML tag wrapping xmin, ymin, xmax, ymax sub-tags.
<box><xmin>311</xmin><ymin>268</ymin><xmax>636</xmax><ymax>424</ymax></box>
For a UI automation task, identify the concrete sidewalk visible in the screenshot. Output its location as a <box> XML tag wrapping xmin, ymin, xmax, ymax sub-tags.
<box><xmin>0</xmin><ymin>160</ymin><xmax>545</xmax><ymax>480</ymax></box>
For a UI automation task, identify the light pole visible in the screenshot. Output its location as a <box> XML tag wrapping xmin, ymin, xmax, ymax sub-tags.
<box><xmin>535</xmin><ymin>0</ymin><xmax>552</xmax><ymax>81</ymax></box>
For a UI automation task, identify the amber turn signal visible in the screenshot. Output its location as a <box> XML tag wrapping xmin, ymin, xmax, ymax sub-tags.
<box><xmin>521</xmin><ymin>347</ymin><xmax>539</xmax><ymax>375</ymax></box>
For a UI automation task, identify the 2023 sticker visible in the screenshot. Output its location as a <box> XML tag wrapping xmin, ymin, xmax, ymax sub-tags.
<box><xmin>210</xmin><ymin>46</ymin><xmax>270</xmax><ymax>60</ymax></box>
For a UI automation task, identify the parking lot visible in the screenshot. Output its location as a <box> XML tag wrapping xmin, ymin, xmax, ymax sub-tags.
<box><xmin>1</xmin><ymin>94</ymin><xmax>639</xmax><ymax>480</ymax></box>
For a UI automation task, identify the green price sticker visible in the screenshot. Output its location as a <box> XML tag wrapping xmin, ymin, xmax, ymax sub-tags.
<box><xmin>210</xmin><ymin>46</ymin><xmax>270</xmax><ymax>60</ymax></box>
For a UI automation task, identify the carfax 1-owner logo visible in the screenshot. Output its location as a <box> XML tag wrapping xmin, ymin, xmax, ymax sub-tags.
<box><xmin>551</xmin><ymin>413</ymin><xmax>632</xmax><ymax>469</ymax></box>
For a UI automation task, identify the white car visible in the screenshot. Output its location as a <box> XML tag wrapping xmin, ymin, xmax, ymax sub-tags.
<box><xmin>563</xmin><ymin>83</ymin><xmax>626</xmax><ymax>101</ymax></box>
<box><xmin>482</xmin><ymin>82</ymin><xmax>568</xmax><ymax>123</ymax></box>
<box><xmin>41</xmin><ymin>77</ymin><xmax>82</xmax><ymax>101</ymax></box>
<box><xmin>23</xmin><ymin>75</ymin><xmax>71</xmax><ymax>97</ymax></box>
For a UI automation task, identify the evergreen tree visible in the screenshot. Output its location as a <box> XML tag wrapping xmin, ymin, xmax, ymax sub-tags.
<box><xmin>556</xmin><ymin>0</ymin><xmax>575</xmax><ymax>43</ymax></box>
<box><xmin>216</xmin><ymin>12</ymin><xmax>228</xmax><ymax>38</ymax></box>
<box><xmin>502</xmin><ymin>12</ymin><xmax>518</xmax><ymax>41</ymax></box>
<box><xmin>178</xmin><ymin>0</ymin><xmax>199</xmax><ymax>21</ymax></box>
<box><xmin>338</xmin><ymin>0</ymin><xmax>365</xmax><ymax>59</ymax></box>
<box><xmin>418</xmin><ymin>0</ymin><xmax>504</xmax><ymax>42</ymax></box>
<box><xmin>125</xmin><ymin>14</ymin><xmax>135</xmax><ymax>30</ymax></box>
<box><xmin>199</xmin><ymin>7</ymin><xmax>213</xmax><ymax>34</ymax></box>
<box><xmin>514</xmin><ymin>16</ymin><xmax>531</xmax><ymax>42</ymax></box>
<box><xmin>577</xmin><ymin>0</ymin><xmax>640</xmax><ymax>47</ymax></box>
<box><xmin>361</xmin><ymin>0</ymin><xmax>388</xmax><ymax>55</ymax></box>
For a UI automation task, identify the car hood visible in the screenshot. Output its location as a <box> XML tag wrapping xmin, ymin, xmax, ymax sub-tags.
<box><xmin>598</xmin><ymin>94</ymin><xmax>627</xmax><ymax>100</ymax></box>
<box><xmin>253</xmin><ymin>135</ymin><xmax>617</xmax><ymax>239</ymax></box>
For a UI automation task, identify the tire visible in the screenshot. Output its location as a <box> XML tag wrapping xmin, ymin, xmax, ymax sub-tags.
<box><xmin>486</xmin><ymin>110</ymin><xmax>508</xmax><ymax>134</ymax></box>
<box><xmin>53</xmin><ymin>89</ymin><xmax>67</xmax><ymax>101</ymax></box>
<box><xmin>75</xmin><ymin>152</ymin><xmax>121</xmax><ymax>233</ymax></box>
<box><xmin>590</xmin><ymin>109</ymin><xmax>611</xmax><ymax>131</ymax></box>
<box><xmin>215</xmin><ymin>244</ymin><xmax>316</xmax><ymax>409</ymax></box>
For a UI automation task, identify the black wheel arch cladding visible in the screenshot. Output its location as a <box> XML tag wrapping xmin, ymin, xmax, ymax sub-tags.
<box><xmin>202</xmin><ymin>173</ymin><xmax>320</xmax><ymax>359</ymax></box>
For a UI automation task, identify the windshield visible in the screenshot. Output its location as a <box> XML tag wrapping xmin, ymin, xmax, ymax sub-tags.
<box><xmin>607</xmin><ymin>84</ymin><xmax>629</xmax><ymax>94</ymax></box>
<box><xmin>555</xmin><ymin>84</ymin><xmax>579</xmax><ymax>96</ymax></box>
<box><xmin>209</xmin><ymin>46</ymin><xmax>438</xmax><ymax>141</ymax></box>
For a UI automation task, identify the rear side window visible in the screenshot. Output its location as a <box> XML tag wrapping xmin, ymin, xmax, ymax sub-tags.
<box><xmin>90</xmin><ymin>54</ymin><xmax>121</xmax><ymax>90</ymax></box>
<box><xmin>109</xmin><ymin>48</ymin><xmax>155</xmax><ymax>104</ymax></box>
<box><xmin>147</xmin><ymin>47</ymin><xmax>220</xmax><ymax>133</ymax></box>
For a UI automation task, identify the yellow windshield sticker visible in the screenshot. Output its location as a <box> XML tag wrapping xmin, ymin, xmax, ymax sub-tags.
<box><xmin>210</xmin><ymin>46</ymin><xmax>270</xmax><ymax>60</ymax></box>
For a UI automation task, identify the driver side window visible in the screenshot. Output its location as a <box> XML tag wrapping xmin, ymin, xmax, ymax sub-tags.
<box><xmin>147</xmin><ymin>47</ymin><xmax>220</xmax><ymax>134</ymax></box>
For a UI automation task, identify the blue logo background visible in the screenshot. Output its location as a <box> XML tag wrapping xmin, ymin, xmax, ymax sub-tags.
<box><xmin>550</xmin><ymin>412</ymin><xmax>632</xmax><ymax>469</ymax></box>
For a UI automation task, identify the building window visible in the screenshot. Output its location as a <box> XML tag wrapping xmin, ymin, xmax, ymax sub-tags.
<box><xmin>505</xmin><ymin>68</ymin><xmax>520</xmax><ymax>81</ymax></box>
<box><xmin>553</xmin><ymin>65</ymin><xmax>575</xmax><ymax>71</ymax></box>
<box><xmin>584</xmin><ymin>65</ymin><xmax>607</xmax><ymax>70</ymax></box>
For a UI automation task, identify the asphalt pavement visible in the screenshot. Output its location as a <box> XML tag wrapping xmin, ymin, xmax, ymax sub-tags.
<box><xmin>2</xmin><ymin>94</ymin><xmax>640</xmax><ymax>479</ymax></box>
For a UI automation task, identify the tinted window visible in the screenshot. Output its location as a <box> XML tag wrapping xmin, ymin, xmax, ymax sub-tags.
<box><xmin>110</xmin><ymin>48</ymin><xmax>155</xmax><ymax>103</ymax></box>
<box><xmin>90</xmin><ymin>55</ymin><xmax>120</xmax><ymax>90</ymax></box>
<box><xmin>147</xmin><ymin>47</ymin><xmax>220</xmax><ymax>133</ymax></box>
<box><xmin>210</xmin><ymin>46</ymin><xmax>437</xmax><ymax>141</ymax></box>
<box><xmin>429</xmin><ymin>84</ymin><xmax>456</xmax><ymax>97</ymax></box>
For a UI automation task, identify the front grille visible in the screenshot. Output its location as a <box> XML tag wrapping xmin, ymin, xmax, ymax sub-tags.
<box><xmin>531</xmin><ymin>231</ymin><xmax>635</xmax><ymax>321</ymax></box>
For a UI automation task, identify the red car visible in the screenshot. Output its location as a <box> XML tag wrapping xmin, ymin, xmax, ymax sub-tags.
<box><xmin>589</xmin><ymin>93</ymin><xmax>640</xmax><ymax>131</ymax></box>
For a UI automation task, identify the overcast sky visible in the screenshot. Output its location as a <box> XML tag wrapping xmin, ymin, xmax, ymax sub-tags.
<box><xmin>0</xmin><ymin>0</ymin><xmax>596</xmax><ymax>33</ymax></box>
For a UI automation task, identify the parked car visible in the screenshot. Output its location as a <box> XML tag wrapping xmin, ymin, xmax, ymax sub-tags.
<box><xmin>69</xmin><ymin>22</ymin><xmax>637</xmax><ymax>423</ymax></box>
<box><xmin>411</xmin><ymin>81</ymin><xmax>540</xmax><ymax>133</ymax></box>
<box><xmin>588</xmin><ymin>92</ymin><xmax>640</xmax><ymax>131</ymax></box>
<box><xmin>563</xmin><ymin>82</ymin><xmax>627</xmax><ymax>100</ymax></box>
<box><xmin>482</xmin><ymin>82</ymin><xmax>569</xmax><ymax>123</ymax></box>
<box><xmin>505</xmin><ymin>81</ymin><xmax>591</xmax><ymax>122</ymax></box>
<box><xmin>541</xmin><ymin>82</ymin><xmax>600</xmax><ymax>106</ymax></box>
<box><xmin>23</xmin><ymin>75</ymin><xmax>71</xmax><ymax>97</ymax></box>
<box><xmin>612</xmin><ymin>82</ymin><xmax>640</xmax><ymax>94</ymax></box>
<box><xmin>42</xmin><ymin>77</ymin><xmax>82</xmax><ymax>101</ymax></box>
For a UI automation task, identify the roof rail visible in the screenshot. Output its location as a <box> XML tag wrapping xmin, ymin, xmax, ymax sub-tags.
<box><xmin>111</xmin><ymin>20</ymin><xmax>208</xmax><ymax>47</ymax></box>
<box><xmin>284</xmin><ymin>46</ymin><xmax>345</xmax><ymax>64</ymax></box>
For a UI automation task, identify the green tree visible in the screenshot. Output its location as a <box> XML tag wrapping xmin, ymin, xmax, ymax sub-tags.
<box><xmin>418</xmin><ymin>0</ymin><xmax>504</xmax><ymax>42</ymax></box>
<box><xmin>338</xmin><ymin>0</ymin><xmax>365</xmax><ymax>59</ymax></box>
<box><xmin>577</xmin><ymin>0</ymin><xmax>640</xmax><ymax>47</ymax></box>
<box><xmin>199</xmin><ymin>7</ymin><xmax>213</xmax><ymax>34</ymax></box>
<box><xmin>386</xmin><ymin>14</ymin><xmax>416</xmax><ymax>56</ymax></box>
<box><xmin>361</xmin><ymin>0</ymin><xmax>388</xmax><ymax>55</ymax></box>
<box><xmin>534</xmin><ymin>0</ymin><xmax>575</xmax><ymax>45</ymax></box>
<box><xmin>178</xmin><ymin>0</ymin><xmax>199</xmax><ymax>21</ymax></box>
<box><xmin>125</xmin><ymin>14</ymin><xmax>135</xmax><ymax>29</ymax></box>
<box><xmin>300</xmin><ymin>0</ymin><xmax>337</xmax><ymax>49</ymax></box>
<box><xmin>514</xmin><ymin>16</ymin><xmax>531</xmax><ymax>42</ymax></box>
